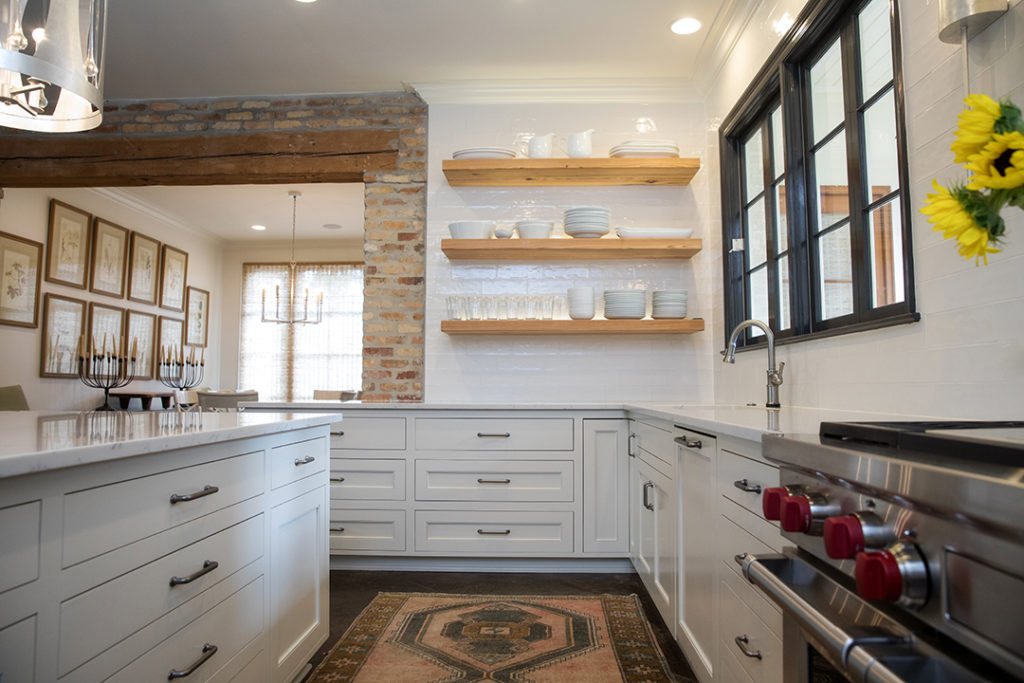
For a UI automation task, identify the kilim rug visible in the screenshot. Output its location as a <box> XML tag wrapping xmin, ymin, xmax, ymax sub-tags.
<box><xmin>308</xmin><ymin>592</ymin><xmax>675</xmax><ymax>682</ymax></box>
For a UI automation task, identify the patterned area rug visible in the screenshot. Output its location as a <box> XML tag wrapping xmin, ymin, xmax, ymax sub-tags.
<box><xmin>308</xmin><ymin>592</ymin><xmax>675</xmax><ymax>682</ymax></box>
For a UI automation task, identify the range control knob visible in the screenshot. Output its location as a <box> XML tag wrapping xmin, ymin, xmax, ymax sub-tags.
<box><xmin>780</xmin><ymin>493</ymin><xmax>840</xmax><ymax>534</ymax></box>
<box><xmin>823</xmin><ymin>511</ymin><xmax>894</xmax><ymax>559</ymax></box>
<box><xmin>855</xmin><ymin>542</ymin><xmax>929</xmax><ymax>609</ymax></box>
<box><xmin>762</xmin><ymin>486</ymin><xmax>802</xmax><ymax>521</ymax></box>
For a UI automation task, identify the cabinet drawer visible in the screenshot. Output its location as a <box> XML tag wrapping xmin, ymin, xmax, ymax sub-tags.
<box><xmin>329</xmin><ymin>416</ymin><xmax>406</xmax><ymax>450</ymax></box>
<box><xmin>330</xmin><ymin>458</ymin><xmax>406</xmax><ymax>501</ymax></box>
<box><xmin>718</xmin><ymin>508</ymin><xmax>783</xmax><ymax>580</ymax></box>
<box><xmin>415</xmin><ymin>459</ymin><xmax>573</xmax><ymax>502</ymax></box>
<box><xmin>415</xmin><ymin>510</ymin><xmax>573</xmax><ymax>553</ymax></box>
<box><xmin>63</xmin><ymin>451</ymin><xmax>264</xmax><ymax>567</ymax></box>
<box><xmin>718</xmin><ymin>449</ymin><xmax>777</xmax><ymax>519</ymax></box>
<box><xmin>329</xmin><ymin>508</ymin><xmax>406</xmax><ymax>552</ymax></box>
<box><xmin>0</xmin><ymin>500</ymin><xmax>40</xmax><ymax>593</ymax></box>
<box><xmin>0</xmin><ymin>615</ymin><xmax>36</xmax><ymax>682</ymax></box>
<box><xmin>414</xmin><ymin>418</ymin><xmax>573</xmax><ymax>451</ymax></box>
<box><xmin>632</xmin><ymin>418</ymin><xmax>674</xmax><ymax>466</ymax></box>
<box><xmin>721</xmin><ymin>552</ymin><xmax>782</xmax><ymax>636</ymax></box>
<box><xmin>58</xmin><ymin>515</ymin><xmax>264</xmax><ymax>677</ymax></box>
<box><xmin>719</xmin><ymin>570</ymin><xmax>783</xmax><ymax>683</ymax></box>
<box><xmin>270</xmin><ymin>436</ymin><xmax>327</xmax><ymax>490</ymax></box>
<box><xmin>107</xmin><ymin>576</ymin><xmax>265</xmax><ymax>683</ymax></box>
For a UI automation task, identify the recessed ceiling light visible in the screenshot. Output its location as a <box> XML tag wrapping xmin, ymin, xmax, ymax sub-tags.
<box><xmin>670</xmin><ymin>17</ymin><xmax>702</xmax><ymax>35</ymax></box>
<box><xmin>294</xmin><ymin>0</ymin><xmax>317</xmax><ymax>3</ymax></box>
<box><xmin>31</xmin><ymin>27</ymin><xmax>46</xmax><ymax>43</ymax></box>
<box><xmin>251</xmin><ymin>224</ymin><xmax>267</xmax><ymax>231</ymax></box>
<box><xmin>323</xmin><ymin>223</ymin><xmax>342</xmax><ymax>230</ymax></box>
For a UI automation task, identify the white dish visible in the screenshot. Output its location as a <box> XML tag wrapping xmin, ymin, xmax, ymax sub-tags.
<box><xmin>448</xmin><ymin>220</ymin><xmax>494</xmax><ymax>239</ymax></box>
<box><xmin>610</xmin><ymin>151</ymin><xmax>680</xmax><ymax>158</ymax></box>
<box><xmin>452</xmin><ymin>146</ymin><xmax>517</xmax><ymax>159</ymax></box>
<box><xmin>615</xmin><ymin>227</ymin><xmax>694</xmax><ymax>239</ymax></box>
<box><xmin>516</xmin><ymin>221</ymin><xmax>554</xmax><ymax>239</ymax></box>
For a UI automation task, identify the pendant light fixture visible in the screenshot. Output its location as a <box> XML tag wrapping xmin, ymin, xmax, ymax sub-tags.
<box><xmin>261</xmin><ymin>190</ymin><xmax>324</xmax><ymax>325</ymax></box>
<box><xmin>1</xmin><ymin>0</ymin><xmax>107</xmax><ymax>132</ymax></box>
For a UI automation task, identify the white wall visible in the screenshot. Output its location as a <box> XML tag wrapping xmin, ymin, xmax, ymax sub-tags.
<box><xmin>218</xmin><ymin>239</ymin><xmax>363</xmax><ymax>389</ymax></box>
<box><xmin>421</xmin><ymin>97</ymin><xmax>717</xmax><ymax>403</ymax></box>
<box><xmin>0</xmin><ymin>187</ymin><xmax>223</xmax><ymax>410</ymax></box>
<box><xmin>704</xmin><ymin>0</ymin><xmax>1024</xmax><ymax>418</ymax></box>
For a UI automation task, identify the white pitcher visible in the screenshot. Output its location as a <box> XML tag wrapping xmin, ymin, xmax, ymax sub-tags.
<box><xmin>528</xmin><ymin>133</ymin><xmax>555</xmax><ymax>158</ymax></box>
<box><xmin>567</xmin><ymin>129</ymin><xmax>595</xmax><ymax>158</ymax></box>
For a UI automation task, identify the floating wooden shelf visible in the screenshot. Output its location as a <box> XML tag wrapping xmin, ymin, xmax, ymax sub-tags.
<box><xmin>441</xmin><ymin>238</ymin><xmax>701</xmax><ymax>261</ymax></box>
<box><xmin>441</xmin><ymin>319</ymin><xmax>705</xmax><ymax>335</ymax></box>
<box><xmin>442</xmin><ymin>158</ymin><xmax>700</xmax><ymax>186</ymax></box>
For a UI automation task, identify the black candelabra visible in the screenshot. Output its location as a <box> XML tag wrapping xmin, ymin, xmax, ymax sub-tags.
<box><xmin>77</xmin><ymin>347</ymin><xmax>136</xmax><ymax>411</ymax></box>
<box><xmin>158</xmin><ymin>349</ymin><xmax>205</xmax><ymax>391</ymax></box>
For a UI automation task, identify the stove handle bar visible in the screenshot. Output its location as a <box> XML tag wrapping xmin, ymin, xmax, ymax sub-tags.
<box><xmin>735</xmin><ymin>553</ymin><xmax>904</xmax><ymax>683</ymax></box>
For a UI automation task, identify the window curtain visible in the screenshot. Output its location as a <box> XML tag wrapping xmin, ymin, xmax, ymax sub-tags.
<box><xmin>239</xmin><ymin>263</ymin><xmax>363</xmax><ymax>402</ymax></box>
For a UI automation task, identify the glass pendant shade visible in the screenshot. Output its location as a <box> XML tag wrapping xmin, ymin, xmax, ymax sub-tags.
<box><xmin>0</xmin><ymin>0</ymin><xmax>106</xmax><ymax>132</ymax></box>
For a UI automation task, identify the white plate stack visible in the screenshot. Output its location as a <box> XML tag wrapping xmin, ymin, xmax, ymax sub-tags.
<box><xmin>609</xmin><ymin>139</ymin><xmax>680</xmax><ymax>158</ymax></box>
<box><xmin>567</xmin><ymin>287</ymin><xmax>595</xmax><ymax>320</ymax></box>
<box><xmin>652</xmin><ymin>290</ymin><xmax>688</xmax><ymax>318</ymax></box>
<box><xmin>603</xmin><ymin>290</ymin><xmax>647</xmax><ymax>319</ymax></box>
<box><xmin>563</xmin><ymin>206</ymin><xmax>611</xmax><ymax>238</ymax></box>
<box><xmin>452</xmin><ymin>146</ymin><xmax>517</xmax><ymax>159</ymax></box>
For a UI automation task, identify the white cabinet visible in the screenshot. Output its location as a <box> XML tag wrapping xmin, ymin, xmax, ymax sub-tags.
<box><xmin>582</xmin><ymin>419</ymin><xmax>629</xmax><ymax>553</ymax></box>
<box><xmin>675</xmin><ymin>426</ymin><xmax>716</xmax><ymax>683</ymax></box>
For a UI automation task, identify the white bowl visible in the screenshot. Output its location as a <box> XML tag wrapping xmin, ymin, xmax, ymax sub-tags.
<box><xmin>449</xmin><ymin>221</ymin><xmax>494</xmax><ymax>239</ymax></box>
<box><xmin>493</xmin><ymin>224</ymin><xmax>515</xmax><ymax>239</ymax></box>
<box><xmin>516</xmin><ymin>221</ymin><xmax>554</xmax><ymax>239</ymax></box>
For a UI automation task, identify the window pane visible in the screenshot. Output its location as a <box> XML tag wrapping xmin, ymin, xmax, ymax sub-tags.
<box><xmin>818</xmin><ymin>226</ymin><xmax>854</xmax><ymax>320</ymax></box>
<box><xmin>749</xmin><ymin>266</ymin><xmax>769</xmax><ymax>337</ymax></box>
<box><xmin>777</xmin><ymin>255</ymin><xmax>791</xmax><ymax>330</ymax></box>
<box><xmin>810</xmin><ymin>40</ymin><xmax>845</xmax><ymax>143</ymax></box>
<box><xmin>774</xmin><ymin>181</ymin><xmax>788</xmax><ymax>253</ymax></box>
<box><xmin>863</xmin><ymin>89</ymin><xmax>898</xmax><ymax>201</ymax></box>
<box><xmin>859</xmin><ymin>0</ymin><xmax>892</xmax><ymax>100</ymax></box>
<box><xmin>744</xmin><ymin>129</ymin><xmax>764</xmax><ymax>200</ymax></box>
<box><xmin>770</xmin><ymin>106</ymin><xmax>785</xmax><ymax>180</ymax></box>
<box><xmin>868</xmin><ymin>196</ymin><xmax>905</xmax><ymax>308</ymax></box>
<box><xmin>746</xmin><ymin>197</ymin><xmax>767</xmax><ymax>268</ymax></box>
<box><xmin>813</xmin><ymin>133</ymin><xmax>850</xmax><ymax>231</ymax></box>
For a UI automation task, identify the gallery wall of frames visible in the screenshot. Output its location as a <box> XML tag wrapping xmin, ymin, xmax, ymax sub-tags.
<box><xmin>0</xmin><ymin>198</ymin><xmax>210</xmax><ymax>384</ymax></box>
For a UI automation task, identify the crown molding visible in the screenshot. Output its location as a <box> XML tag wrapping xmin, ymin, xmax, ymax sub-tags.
<box><xmin>693</xmin><ymin>0</ymin><xmax>764</xmax><ymax>97</ymax></box>
<box><xmin>89</xmin><ymin>188</ymin><xmax>228</xmax><ymax>247</ymax></box>
<box><xmin>411</xmin><ymin>79</ymin><xmax>702</xmax><ymax>105</ymax></box>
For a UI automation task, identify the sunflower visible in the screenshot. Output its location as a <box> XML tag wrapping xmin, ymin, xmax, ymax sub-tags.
<box><xmin>920</xmin><ymin>180</ymin><xmax>1003</xmax><ymax>265</ymax></box>
<box><xmin>965</xmin><ymin>131</ymin><xmax>1024</xmax><ymax>191</ymax></box>
<box><xmin>951</xmin><ymin>94</ymin><xmax>1002</xmax><ymax>162</ymax></box>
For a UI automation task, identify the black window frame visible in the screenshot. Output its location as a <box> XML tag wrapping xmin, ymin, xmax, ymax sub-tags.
<box><xmin>721</xmin><ymin>0</ymin><xmax>919</xmax><ymax>351</ymax></box>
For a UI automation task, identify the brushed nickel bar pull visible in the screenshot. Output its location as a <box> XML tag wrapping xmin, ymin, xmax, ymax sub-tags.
<box><xmin>477</xmin><ymin>478</ymin><xmax>511</xmax><ymax>484</ymax></box>
<box><xmin>673</xmin><ymin>435</ymin><xmax>702</xmax><ymax>449</ymax></box>
<box><xmin>169</xmin><ymin>485</ymin><xmax>219</xmax><ymax>504</ymax></box>
<box><xmin>477</xmin><ymin>529</ymin><xmax>511</xmax><ymax>535</ymax></box>
<box><xmin>330</xmin><ymin>527</ymin><xmax>345</xmax><ymax>533</ymax></box>
<box><xmin>168</xmin><ymin>643</ymin><xmax>217</xmax><ymax>679</ymax></box>
<box><xmin>330</xmin><ymin>476</ymin><xmax>346</xmax><ymax>482</ymax></box>
<box><xmin>330</xmin><ymin>430</ymin><xmax>344</xmax><ymax>436</ymax></box>
<box><xmin>294</xmin><ymin>455</ymin><xmax>316</xmax><ymax>466</ymax></box>
<box><xmin>734</xmin><ymin>478</ymin><xmax>763</xmax><ymax>494</ymax></box>
<box><xmin>169</xmin><ymin>560</ymin><xmax>219</xmax><ymax>587</ymax></box>
<box><xmin>734</xmin><ymin>635</ymin><xmax>762</xmax><ymax>660</ymax></box>
<box><xmin>642</xmin><ymin>481</ymin><xmax>654</xmax><ymax>511</ymax></box>
<box><xmin>477</xmin><ymin>432</ymin><xmax>511</xmax><ymax>438</ymax></box>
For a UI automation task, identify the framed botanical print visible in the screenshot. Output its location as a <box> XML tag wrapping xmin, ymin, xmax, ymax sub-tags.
<box><xmin>40</xmin><ymin>293</ymin><xmax>85</xmax><ymax>378</ymax></box>
<box><xmin>88</xmin><ymin>302</ymin><xmax>125</xmax><ymax>357</ymax></box>
<box><xmin>45</xmin><ymin>199</ymin><xmax>92</xmax><ymax>289</ymax></box>
<box><xmin>125</xmin><ymin>310</ymin><xmax>157</xmax><ymax>380</ymax></box>
<box><xmin>89</xmin><ymin>218</ymin><xmax>129</xmax><ymax>298</ymax></box>
<box><xmin>159</xmin><ymin>244</ymin><xmax>188</xmax><ymax>311</ymax></box>
<box><xmin>185</xmin><ymin>286</ymin><xmax>209</xmax><ymax>347</ymax></box>
<box><xmin>0</xmin><ymin>231</ymin><xmax>43</xmax><ymax>328</ymax></box>
<box><xmin>127</xmin><ymin>232</ymin><xmax>160</xmax><ymax>305</ymax></box>
<box><xmin>157</xmin><ymin>316</ymin><xmax>184</xmax><ymax>362</ymax></box>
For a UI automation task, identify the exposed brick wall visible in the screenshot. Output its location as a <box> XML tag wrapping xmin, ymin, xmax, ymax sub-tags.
<box><xmin>97</xmin><ymin>92</ymin><xmax>428</xmax><ymax>402</ymax></box>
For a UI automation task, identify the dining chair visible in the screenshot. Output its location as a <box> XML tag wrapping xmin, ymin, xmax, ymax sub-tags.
<box><xmin>195</xmin><ymin>390</ymin><xmax>259</xmax><ymax>412</ymax></box>
<box><xmin>0</xmin><ymin>384</ymin><xmax>29</xmax><ymax>411</ymax></box>
<box><xmin>313</xmin><ymin>389</ymin><xmax>362</xmax><ymax>401</ymax></box>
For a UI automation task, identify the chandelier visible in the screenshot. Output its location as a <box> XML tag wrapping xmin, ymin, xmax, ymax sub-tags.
<box><xmin>1</xmin><ymin>0</ymin><xmax>107</xmax><ymax>132</ymax></box>
<box><xmin>261</xmin><ymin>190</ymin><xmax>324</xmax><ymax>325</ymax></box>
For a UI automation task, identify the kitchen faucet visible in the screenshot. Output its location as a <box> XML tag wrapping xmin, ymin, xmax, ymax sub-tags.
<box><xmin>721</xmin><ymin>319</ymin><xmax>785</xmax><ymax>408</ymax></box>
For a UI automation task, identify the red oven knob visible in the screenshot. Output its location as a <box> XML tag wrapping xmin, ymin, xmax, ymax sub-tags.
<box><xmin>824</xmin><ymin>511</ymin><xmax>893</xmax><ymax>559</ymax></box>
<box><xmin>780</xmin><ymin>495</ymin><xmax>812</xmax><ymax>532</ymax></box>
<box><xmin>855</xmin><ymin>542</ymin><xmax>929</xmax><ymax>609</ymax></box>
<box><xmin>762</xmin><ymin>487</ymin><xmax>789</xmax><ymax>520</ymax></box>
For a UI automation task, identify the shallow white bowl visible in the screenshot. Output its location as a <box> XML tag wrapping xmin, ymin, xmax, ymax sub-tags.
<box><xmin>516</xmin><ymin>221</ymin><xmax>554</xmax><ymax>239</ymax></box>
<box><xmin>449</xmin><ymin>221</ymin><xmax>494</xmax><ymax>239</ymax></box>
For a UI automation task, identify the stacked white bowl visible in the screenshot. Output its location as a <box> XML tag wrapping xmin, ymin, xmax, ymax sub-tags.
<box><xmin>652</xmin><ymin>290</ymin><xmax>688</xmax><ymax>318</ymax></box>
<box><xmin>563</xmin><ymin>206</ymin><xmax>611</xmax><ymax>238</ymax></box>
<box><xmin>567</xmin><ymin>287</ymin><xmax>595</xmax><ymax>320</ymax></box>
<box><xmin>603</xmin><ymin>290</ymin><xmax>647</xmax><ymax>319</ymax></box>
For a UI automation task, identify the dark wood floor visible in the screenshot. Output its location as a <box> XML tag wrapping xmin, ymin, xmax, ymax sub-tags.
<box><xmin>303</xmin><ymin>569</ymin><xmax>699</xmax><ymax>682</ymax></box>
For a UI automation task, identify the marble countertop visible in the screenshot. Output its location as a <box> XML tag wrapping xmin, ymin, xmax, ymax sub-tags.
<box><xmin>0</xmin><ymin>410</ymin><xmax>337</xmax><ymax>479</ymax></box>
<box><xmin>245</xmin><ymin>400</ymin><xmax>930</xmax><ymax>443</ymax></box>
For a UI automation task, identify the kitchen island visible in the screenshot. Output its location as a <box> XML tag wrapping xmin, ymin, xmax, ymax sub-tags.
<box><xmin>0</xmin><ymin>410</ymin><xmax>335</xmax><ymax>683</ymax></box>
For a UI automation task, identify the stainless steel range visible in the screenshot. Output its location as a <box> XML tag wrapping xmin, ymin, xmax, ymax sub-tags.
<box><xmin>738</xmin><ymin>421</ymin><xmax>1024</xmax><ymax>682</ymax></box>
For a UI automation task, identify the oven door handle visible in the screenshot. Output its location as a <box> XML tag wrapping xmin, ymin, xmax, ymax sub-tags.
<box><xmin>735</xmin><ymin>553</ymin><xmax>907</xmax><ymax>681</ymax></box>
